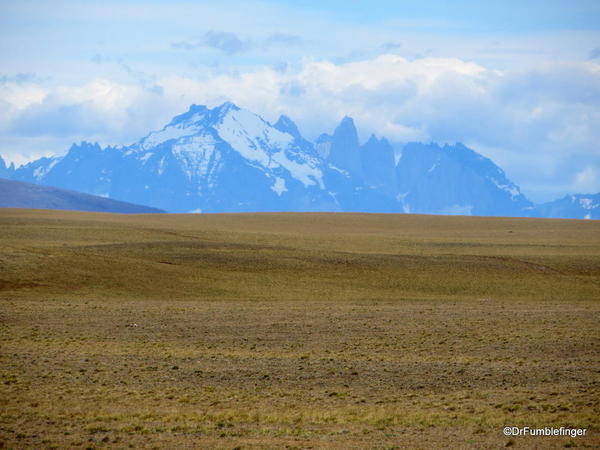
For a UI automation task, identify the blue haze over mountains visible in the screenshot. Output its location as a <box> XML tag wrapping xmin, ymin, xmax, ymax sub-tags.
<box><xmin>1</xmin><ymin>102</ymin><xmax>598</xmax><ymax>219</ymax></box>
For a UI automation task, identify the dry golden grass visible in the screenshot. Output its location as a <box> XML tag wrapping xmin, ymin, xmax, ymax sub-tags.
<box><xmin>1</xmin><ymin>209</ymin><xmax>599</xmax><ymax>448</ymax></box>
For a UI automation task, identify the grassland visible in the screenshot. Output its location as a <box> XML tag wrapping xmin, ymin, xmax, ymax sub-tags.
<box><xmin>1</xmin><ymin>209</ymin><xmax>599</xmax><ymax>449</ymax></box>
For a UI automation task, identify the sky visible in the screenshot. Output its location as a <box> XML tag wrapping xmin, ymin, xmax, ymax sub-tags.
<box><xmin>1</xmin><ymin>0</ymin><xmax>599</xmax><ymax>202</ymax></box>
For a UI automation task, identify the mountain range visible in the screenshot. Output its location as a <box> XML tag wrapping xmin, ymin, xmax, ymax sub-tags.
<box><xmin>1</xmin><ymin>102</ymin><xmax>597</xmax><ymax>219</ymax></box>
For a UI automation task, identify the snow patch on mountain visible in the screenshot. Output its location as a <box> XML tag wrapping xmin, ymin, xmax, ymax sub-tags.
<box><xmin>139</xmin><ymin>152</ymin><xmax>153</xmax><ymax>163</ymax></box>
<box><xmin>157</xmin><ymin>156</ymin><xmax>167</xmax><ymax>176</ymax></box>
<box><xmin>272</xmin><ymin>177</ymin><xmax>287</xmax><ymax>196</ymax></box>
<box><xmin>172</xmin><ymin>134</ymin><xmax>219</xmax><ymax>180</ymax></box>
<box><xmin>328</xmin><ymin>165</ymin><xmax>349</xmax><ymax>176</ymax></box>
<box><xmin>579</xmin><ymin>197</ymin><xmax>597</xmax><ymax>209</ymax></box>
<box><xmin>490</xmin><ymin>177</ymin><xmax>520</xmax><ymax>199</ymax></box>
<box><xmin>273</xmin><ymin>150</ymin><xmax>323</xmax><ymax>188</ymax></box>
<box><xmin>216</xmin><ymin>108</ymin><xmax>323</xmax><ymax>188</ymax></box>
<box><xmin>33</xmin><ymin>157</ymin><xmax>60</xmax><ymax>180</ymax></box>
<box><xmin>140</xmin><ymin>123</ymin><xmax>201</xmax><ymax>151</ymax></box>
<box><xmin>217</xmin><ymin>108</ymin><xmax>290</xmax><ymax>163</ymax></box>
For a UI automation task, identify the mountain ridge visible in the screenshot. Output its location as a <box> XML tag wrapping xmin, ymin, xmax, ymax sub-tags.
<box><xmin>0</xmin><ymin>178</ymin><xmax>164</xmax><ymax>213</ymax></box>
<box><xmin>1</xmin><ymin>102</ymin><xmax>597</xmax><ymax>219</ymax></box>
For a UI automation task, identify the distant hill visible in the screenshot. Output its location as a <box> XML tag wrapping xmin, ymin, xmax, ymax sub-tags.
<box><xmin>0</xmin><ymin>178</ymin><xmax>163</xmax><ymax>214</ymax></box>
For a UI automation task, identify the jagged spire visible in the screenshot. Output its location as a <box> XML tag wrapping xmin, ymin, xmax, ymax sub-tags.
<box><xmin>327</xmin><ymin>116</ymin><xmax>362</xmax><ymax>176</ymax></box>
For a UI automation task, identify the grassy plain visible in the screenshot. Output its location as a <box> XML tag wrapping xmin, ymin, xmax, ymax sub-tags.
<box><xmin>0</xmin><ymin>209</ymin><xmax>599</xmax><ymax>448</ymax></box>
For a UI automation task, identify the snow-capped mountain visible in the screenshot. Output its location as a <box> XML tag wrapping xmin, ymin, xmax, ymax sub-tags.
<box><xmin>534</xmin><ymin>193</ymin><xmax>600</xmax><ymax>219</ymax></box>
<box><xmin>8</xmin><ymin>103</ymin><xmax>395</xmax><ymax>213</ymax></box>
<box><xmin>3</xmin><ymin>101</ymin><xmax>596</xmax><ymax>218</ymax></box>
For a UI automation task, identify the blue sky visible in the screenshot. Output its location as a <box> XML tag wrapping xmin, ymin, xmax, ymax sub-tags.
<box><xmin>1</xmin><ymin>0</ymin><xmax>599</xmax><ymax>201</ymax></box>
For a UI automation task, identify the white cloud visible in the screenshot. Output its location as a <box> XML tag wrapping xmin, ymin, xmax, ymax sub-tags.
<box><xmin>574</xmin><ymin>166</ymin><xmax>600</xmax><ymax>194</ymax></box>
